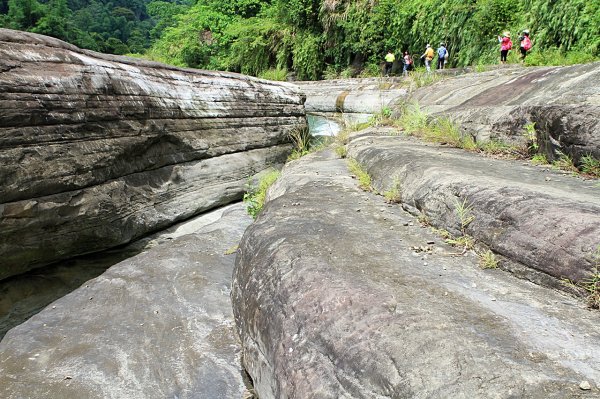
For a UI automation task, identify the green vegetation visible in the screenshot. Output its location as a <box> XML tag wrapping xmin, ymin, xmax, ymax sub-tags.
<box><xmin>287</xmin><ymin>126</ymin><xmax>312</xmax><ymax>161</ymax></box>
<box><xmin>243</xmin><ymin>169</ymin><xmax>280</xmax><ymax>219</ymax></box>
<box><xmin>334</xmin><ymin>144</ymin><xmax>347</xmax><ymax>159</ymax></box>
<box><xmin>5</xmin><ymin>0</ymin><xmax>596</xmax><ymax>78</ymax></box>
<box><xmin>398</xmin><ymin>101</ymin><xmax>429</xmax><ymax>136</ymax></box>
<box><xmin>582</xmin><ymin>246</ymin><xmax>600</xmax><ymax>309</ymax></box>
<box><xmin>479</xmin><ymin>249</ymin><xmax>499</xmax><ymax>269</ymax></box>
<box><xmin>0</xmin><ymin>0</ymin><xmax>184</xmax><ymax>54</ymax></box>
<box><xmin>383</xmin><ymin>177</ymin><xmax>402</xmax><ymax>203</ymax></box>
<box><xmin>348</xmin><ymin>158</ymin><xmax>372</xmax><ymax>191</ymax></box>
<box><xmin>580</xmin><ymin>155</ymin><xmax>600</xmax><ymax>178</ymax></box>
<box><xmin>531</xmin><ymin>153</ymin><xmax>549</xmax><ymax>165</ymax></box>
<box><xmin>552</xmin><ymin>151</ymin><xmax>578</xmax><ymax>173</ymax></box>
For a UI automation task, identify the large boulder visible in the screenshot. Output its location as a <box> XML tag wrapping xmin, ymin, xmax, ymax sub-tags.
<box><xmin>0</xmin><ymin>29</ymin><xmax>306</xmax><ymax>279</ymax></box>
<box><xmin>410</xmin><ymin>63</ymin><xmax>600</xmax><ymax>162</ymax></box>
<box><xmin>232</xmin><ymin>148</ymin><xmax>600</xmax><ymax>398</ymax></box>
<box><xmin>0</xmin><ymin>203</ymin><xmax>252</xmax><ymax>399</ymax></box>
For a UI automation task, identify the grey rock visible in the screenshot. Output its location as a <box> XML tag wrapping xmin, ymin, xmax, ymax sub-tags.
<box><xmin>348</xmin><ymin>134</ymin><xmax>600</xmax><ymax>286</ymax></box>
<box><xmin>410</xmin><ymin>63</ymin><xmax>600</xmax><ymax>162</ymax></box>
<box><xmin>0</xmin><ymin>203</ymin><xmax>252</xmax><ymax>399</ymax></box>
<box><xmin>0</xmin><ymin>29</ymin><xmax>306</xmax><ymax>279</ymax></box>
<box><xmin>232</xmin><ymin>149</ymin><xmax>600</xmax><ymax>398</ymax></box>
<box><xmin>295</xmin><ymin>78</ymin><xmax>408</xmax><ymax>121</ymax></box>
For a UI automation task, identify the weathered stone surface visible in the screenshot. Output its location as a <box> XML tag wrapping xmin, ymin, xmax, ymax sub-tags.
<box><xmin>348</xmin><ymin>131</ymin><xmax>600</xmax><ymax>286</ymax></box>
<box><xmin>0</xmin><ymin>203</ymin><xmax>251</xmax><ymax>399</ymax></box>
<box><xmin>295</xmin><ymin>78</ymin><xmax>408</xmax><ymax>118</ymax></box>
<box><xmin>410</xmin><ymin>63</ymin><xmax>600</xmax><ymax>161</ymax></box>
<box><xmin>232</xmin><ymin>148</ymin><xmax>600</xmax><ymax>398</ymax></box>
<box><xmin>0</xmin><ymin>29</ymin><xmax>306</xmax><ymax>279</ymax></box>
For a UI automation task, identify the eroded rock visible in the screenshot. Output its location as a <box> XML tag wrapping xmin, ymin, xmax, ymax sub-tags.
<box><xmin>232</xmin><ymin>149</ymin><xmax>600</xmax><ymax>398</ymax></box>
<box><xmin>410</xmin><ymin>63</ymin><xmax>600</xmax><ymax>162</ymax></box>
<box><xmin>0</xmin><ymin>29</ymin><xmax>306</xmax><ymax>279</ymax></box>
<box><xmin>0</xmin><ymin>203</ymin><xmax>252</xmax><ymax>399</ymax></box>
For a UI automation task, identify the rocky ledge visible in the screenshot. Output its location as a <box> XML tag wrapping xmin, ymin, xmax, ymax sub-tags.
<box><xmin>0</xmin><ymin>203</ymin><xmax>252</xmax><ymax>399</ymax></box>
<box><xmin>0</xmin><ymin>29</ymin><xmax>306</xmax><ymax>279</ymax></box>
<box><xmin>410</xmin><ymin>63</ymin><xmax>600</xmax><ymax>162</ymax></box>
<box><xmin>232</xmin><ymin>143</ymin><xmax>600</xmax><ymax>398</ymax></box>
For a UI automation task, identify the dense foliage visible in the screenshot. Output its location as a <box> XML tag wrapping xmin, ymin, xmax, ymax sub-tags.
<box><xmin>2</xmin><ymin>0</ymin><xmax>599</xmax><ymax>78</ymax></box>
<box><xmin>0</xmin><ymin>0</ymin><xmax>192</xmax><ymax>54</ymax></box>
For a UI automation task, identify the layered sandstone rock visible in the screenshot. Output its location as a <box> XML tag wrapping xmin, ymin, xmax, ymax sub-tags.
<box><xmin>295</xmin><ymin>78</ymin><xmax>408</xmax><ymax>120</ymax></box>
<box><xmin>410</xmin><ymin>63</ymin><xmax>600</xmax><ymax>162</ymax></box>
<box><xmin>0</xmin><ymin>203</ymin><xmax>252</xmax><ymax>399</ymax></box>
<box><xmin>0</xmin><ymin>29</ymin><xmax>306</xmax><ymax>279</ymax></box>
<box><xmin>232</xmin><ymin>147</ymin><xmax>600</xmax><ymax>398</ymax></box>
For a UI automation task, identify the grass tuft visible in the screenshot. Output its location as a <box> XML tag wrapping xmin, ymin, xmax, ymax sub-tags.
<box><xmin>348</xmin><ymin>158</ymin><xmax>372</xmax><ymax>191</ymax></box>
<box><xmin>580</xmin><ymin>155</ymin><xmax>600</xmax><ymax>178</ymax></box>
<box><xmin>383</xmin><ymin>177</ymin><xmax>402</xmax><ymax>203</ymax></box>
<box><xmin>479</xmin><ymin>250</ymin><xmax>499</xmax><ymax>269</ymax></box>
<box><xmin>552</xmin><ymin>151</ymin><xmax>578</xmax><ymax>173</ymax></box>
<box><xmin>243</xmin><ymin>169</ymin><xmax>280</xmax><ymax>219</ymax></box>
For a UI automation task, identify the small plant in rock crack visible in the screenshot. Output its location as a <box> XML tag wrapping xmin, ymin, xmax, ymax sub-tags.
<box><xmin>347</xmin><ymin>158</ymin><xmax>372</xmax><ymax>191</ymax></box>
<box><xmin>478</xmin><ymin>249</ymin><xmax>499</xmax><ymax>269</ymax></box>
<box><xmin>580</xmin><ymin>155</ymin><xmax>600</xmax><ymax>178</ymax></box>
<box><xmin>523</xmin><ymin>122</ymin><xmax>538</xmax><ymax>154</ymax></box>
<box><xmin>454</xmin><ymin>197</ymin><xmax>475</xmax><ymax>235</ymax></box>
<box><xmin>552</xmin><ymin>151</ymin><xmax>578</xmax><ymax>173</ymax></box>
<box><xmin>582</xmin><ymin>246</ymin><xmax>600</xmax><ymax>309</ymax></box>
<box><xmin>335</xmin><ymin>144</ymin><xmax>348</xmax><ymax>159</ymax></box>
<box><xmin>417</xmin><ymin>212</ymin><xmax>431</xmax><ymax>226</ymax></box>
<box><xmin>531</xmin><ymin>153</ymin><xmax>549</xmax><ymax>165</ymax></box>
<box><xmin>383</xmin><ymin>177</ymin><xmax>402</xmax><ymax>203</ymax></box>
<box><xmin>243</xmin><ymin>169</ymin><xmax>280</xmax><ymax>219</ymax></box>
<box><xmin>287</xmin><ymin>126</ymin><xmax>312</xmax><ymax>160</ymax></box>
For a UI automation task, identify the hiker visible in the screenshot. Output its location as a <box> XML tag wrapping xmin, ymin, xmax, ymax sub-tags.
<box><xmin>402</xmin><ymin>51</ymin><xmax>413</xmax><ymax>76</ymax></box>
<box><xmin>497</xmin><ymin>32</ymin><xmax>512</xmax><ymax>64</ymax></box>
<box><xmin>384</xmin><ymin>50</ymin><xmax>395</xmax><ymax>76</ymax></box>
<box><xmin>519</xmin><ymin>30</ymin><xmax>532</xmax><ymax>61</ymax></box>
<box><xmin>421</xmin><ymin>44</ymin><xmax>435</xmax><ymax>72</ymax></box>
<box><xmin>437</xmin><ymin>42</ymin><xmax>447</xmax><ymax>69</ymax></box>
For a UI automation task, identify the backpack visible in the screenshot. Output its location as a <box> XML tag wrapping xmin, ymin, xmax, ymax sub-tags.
<box><xmin>507</xmin><ymin>39</ymin><xmax>513</xmax><ymax>50</ymax></box>
<box><xmin>522</xmin><ymin>36</ymin><xmax>532</xmax><ymax>51</ymax></box>
<box><xmin>438</xmin><ymin>48</ymin><xmax>446</xmax><ymax>58</ymax></box>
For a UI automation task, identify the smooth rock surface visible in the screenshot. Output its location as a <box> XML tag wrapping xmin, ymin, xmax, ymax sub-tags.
<box><xmin>296</xmin><ymin>78</ymin><xmax>408</xmax><ymax>118</ymax></box>
<box><xmin>410</xmin><ymin>63</ymin><xmax>600</xmax><ymax>161</ymax></box>
<box><xmin>348</xmin><ymin>130</ymin><xmax>600</xmax><ymax>286</ymax></box>
<box><xmin>0</xmin><ymin>203</ymin><xmax>251</xmax><ymax>399</ymax></box>
<box><xmin>232</xmin><ymin>148</ymin><xmax>600</xmax><ymax>398</ymax></box>
<box><xmin>0</xmin><ymin>29</ymin><xmax>306</xmax><ymax>279</ymax></box>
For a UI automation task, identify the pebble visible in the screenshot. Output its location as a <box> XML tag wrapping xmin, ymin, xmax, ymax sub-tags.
<box><xmin>427</xmin><ymin>240</ymin><xmax>435</xmax><ymax>245</ymax></box>
<box><xmin>355</xmin><ymin>208</ymin><xmax>361</xmax><ymax>212</ymax></box>
<box><xmin>545</xmin><ymin>177</ymin><xmax>551</xmax><ymax>181</ymax></box>
<box><xmin>471</xmin><ymin>283</ymin><xmax>477</xmax><ymax>288</ymax></box>
<box><xmin>579</xmin><ymin>381</ymin><xmax>592</xmax><ymax>390</ymax></box>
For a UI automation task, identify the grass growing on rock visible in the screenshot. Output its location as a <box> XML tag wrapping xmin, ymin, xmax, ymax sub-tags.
<box><xmin>243</xmin><ymin>169</ymin><xmax>280</xmax><ymax>219</ymax></box>
<box><xmin>383</xmin><ymin>177</ymin><xmax>402</xmax><ymax>203</ymax></box>
<box><xmin>348</xmin><ymin>158</ymin><xmax>372</xmax><ymax>191</ymax></box>
<box><xmin>478</xmin><ymin>249</ymin><xmax>499</xmax><ymax>269</ymax></box>
<box><xmin>582</xmin><ymin>246</ymin><xmax>600</xmax><ymax>309</ymax></box>
<box><xmin>580</xmin><ymin>155</ymin><xmax>600</xmax><ymax>178</ymax></box>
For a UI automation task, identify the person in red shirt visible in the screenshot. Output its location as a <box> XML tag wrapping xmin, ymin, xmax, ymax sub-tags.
<box><xmin>497</xmin><ymin>32</ymin><xmax>512</xmax><ymax>64</ymax></box>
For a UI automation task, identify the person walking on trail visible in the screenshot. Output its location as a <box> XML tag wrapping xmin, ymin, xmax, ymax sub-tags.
<box><xmin>497</xmin><ymin>32</ymin><xmax>512</xmax><ymax>64</ymax></box>
<box><xmin>519</xmin><ymin>30</ymin><xmax>532</xmax><ymax>61</ymax></box>
<box><xmin>384</xmin><ymin>50</ymin><xmax>395</xmax><ymax>76</ymax></box>
<box><xmin>437</xmin><ymin>43</ymin><xmax>448</xmax><ymax>70</ymax></box>
<box><xmin>403</xmin><ymin>51</ymin><xmax>413</xmax><ymax>76</ymax></box>
<box><xmin>421</xmin><ymin>44</ymin><xmax>434</xmax><ymax>72</ymax></box>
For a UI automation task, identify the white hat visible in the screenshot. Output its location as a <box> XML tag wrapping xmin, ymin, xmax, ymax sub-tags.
<box><xmin>426</xmin><ymin>44</ymin><xmax>431</xmax><ymax>48</ymax></box>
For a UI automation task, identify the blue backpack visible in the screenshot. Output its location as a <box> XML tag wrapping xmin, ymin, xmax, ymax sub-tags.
<box><xmin>438</xmin><ymin>47</ymin><xmax>447</xmax><ymax>58</ymax></box>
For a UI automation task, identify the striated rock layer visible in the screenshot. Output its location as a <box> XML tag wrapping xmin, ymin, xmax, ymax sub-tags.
<box><xmin>0</xmin><ymin>203</ymin><xmax>252</xmax><ymax>399</ymax></box>
<box><xmin>232</xmin><ymin>148</ymin><xmax>600</xmax><ymax>398</ymax></box>
<box><xmin>0</xmin><ymin>29</ymin><xmax>306</xmax><ymax>279</ymax></box>
<box><xmin>410</xmin><ymin>63</ymin><xmax>600</xmax><ymax>162</ymax></box>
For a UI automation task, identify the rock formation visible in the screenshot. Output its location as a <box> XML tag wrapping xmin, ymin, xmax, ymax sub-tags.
<box><xmin>0</xmin><ymin>203</ymin><xmax>252</xmax><ymax>399</ymax></box>
<box><xmin>295</xmin><ymin>78</ymin><xmax>408</xmax><ymax>121</ymax></box>
<box><xmin>410</xmin><ymin>63</ymin><xmax>600</xmax><ymax>162</ymax></box>
<box><xmin>0</xmin><ymin>29</ymin><xmax>306</xmax><ymax>280</ymax></box>
<box><xmin>232</xmin><ymin>146</ymin><xmax>600</xmax><ymax>398</ymax></box>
